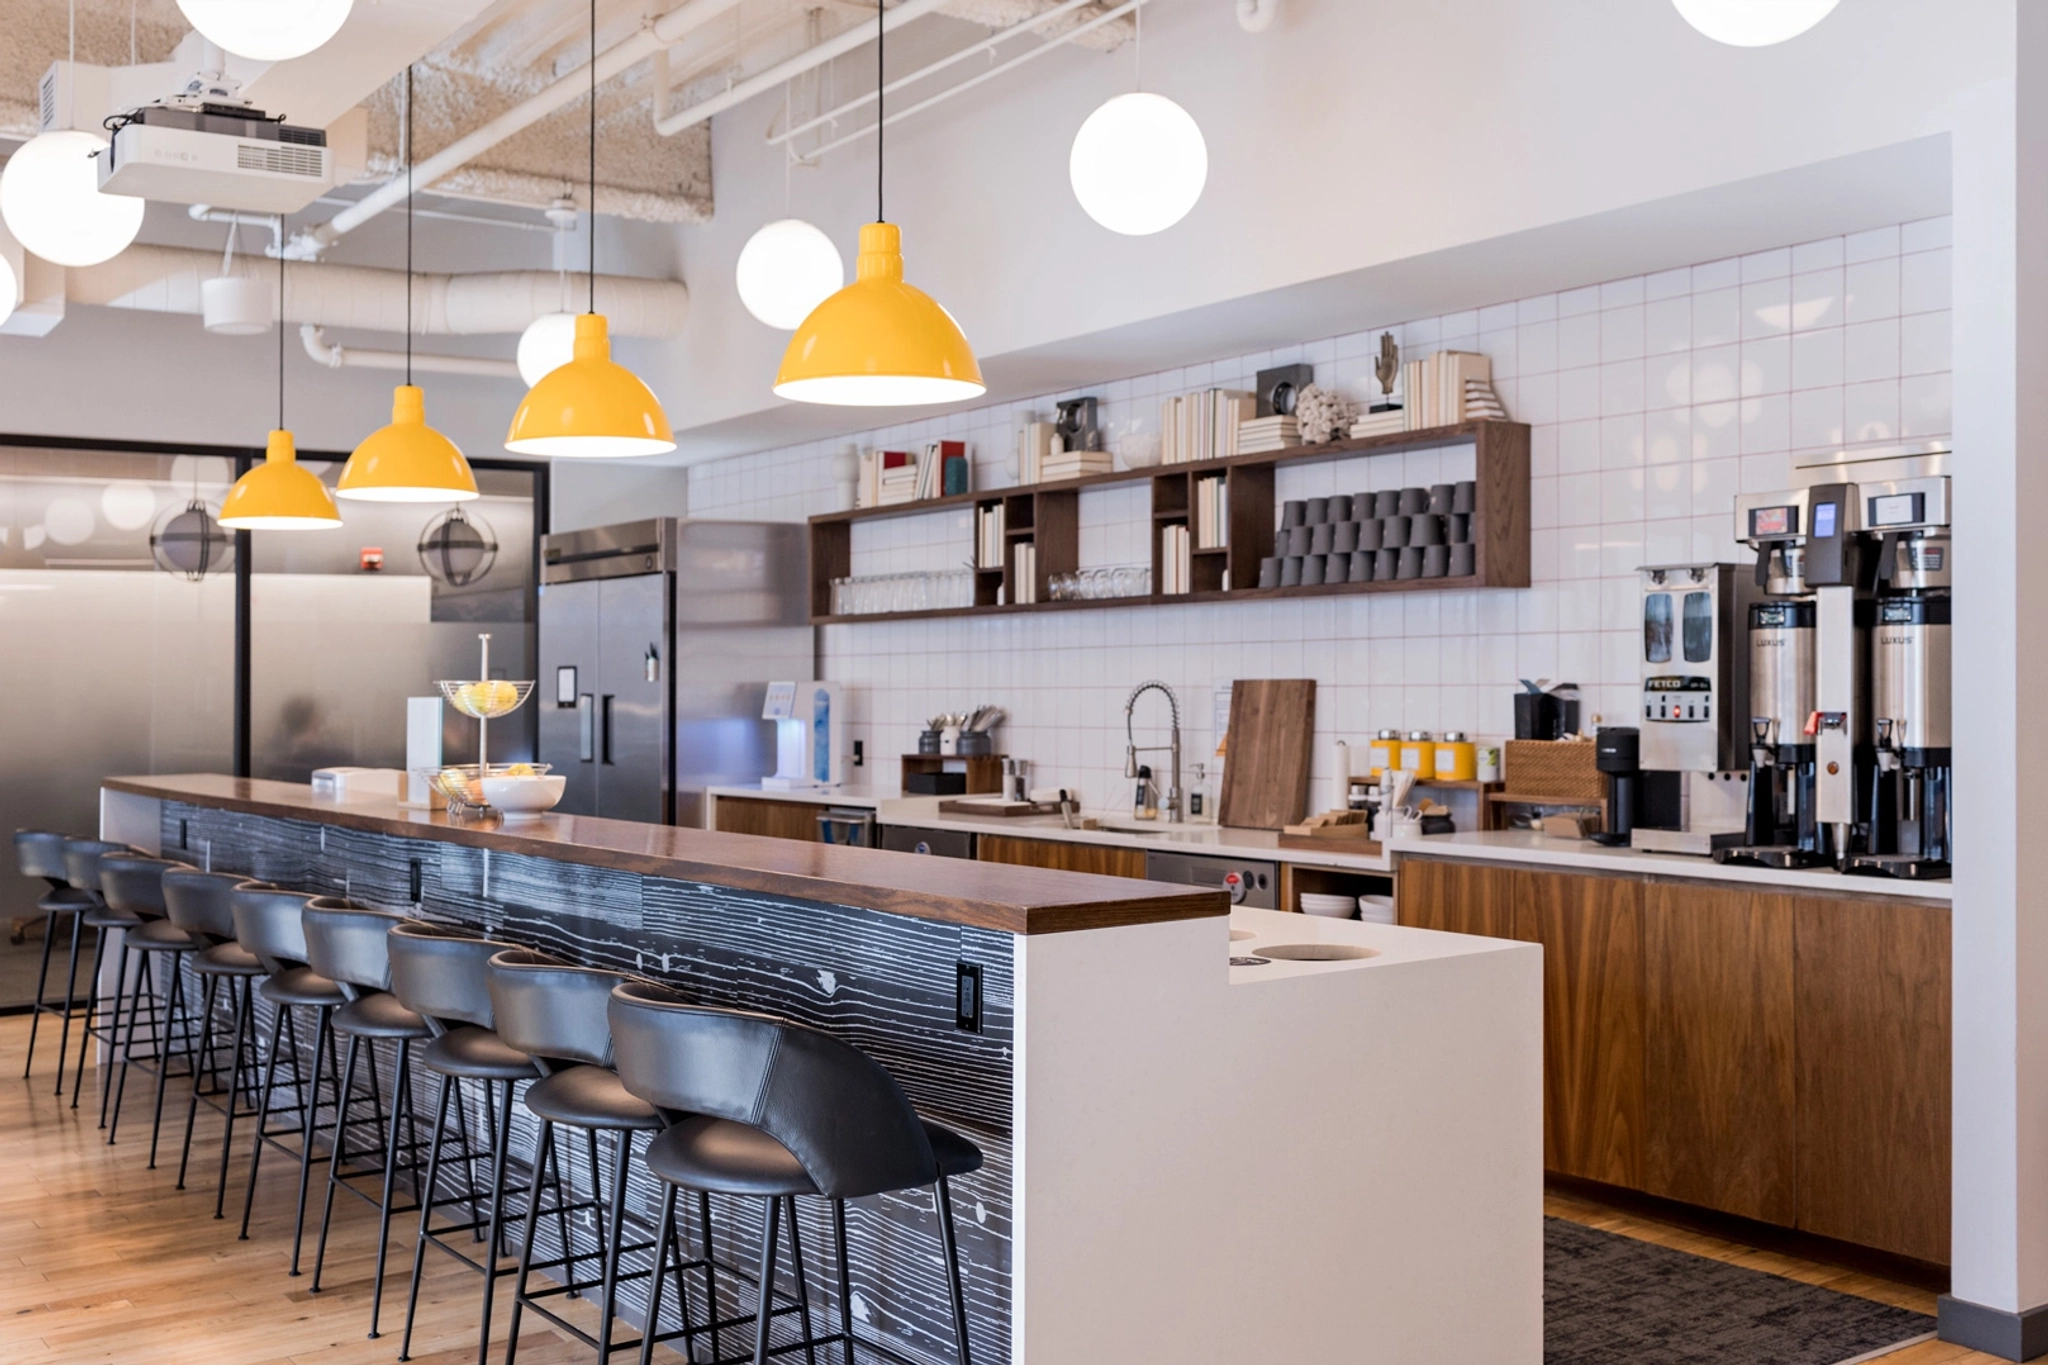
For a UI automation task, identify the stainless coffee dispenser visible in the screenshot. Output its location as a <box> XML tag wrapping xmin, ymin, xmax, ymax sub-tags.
<box><xmin>1719</xmin><ymin>490</ymin><xmax>1832</xmax><ymax>868</ymax></box>
<box><xmin>1629</xmin><ymin>563</ymin><xmax>1757</xmax><ymax>855</ymax></box>
<box><xmin>1846</xmin><ymin>475</ymin><xmax>1951</xmax><ymax>879</ymax></box>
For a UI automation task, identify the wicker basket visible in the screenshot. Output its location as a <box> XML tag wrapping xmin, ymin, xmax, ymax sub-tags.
<box><xmin>1503</xmin><ymin>739</ymin><xmax>1605</xmax><ymax>802</ymax></box>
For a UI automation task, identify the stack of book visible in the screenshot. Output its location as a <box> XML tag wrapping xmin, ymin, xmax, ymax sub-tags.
<box><xmin>1011</xmin><ymin>543</ymin><xmax>1037</xmax><ymax>603</ymax></box>
<box><xmin>1161</xmin><ymin>389</ymin><xmax>1256</xmax><ymax>464</ymax></box>
<box><xmin>1401</xmin><ymin>350</ymin><xmax>1494</xmax><ymax>429</ymax></box>
<box><xmin>1463</xmin><ymin>378</ymin><xmax>1510</xmax><ymax>421</ymax></box>
<box><xmin>976</xmin><ymin>503</ymin><xmax>1005</xmax><ymax>569</ymax></box>
<box><xmin>876</xmin><ymin>451</ymin><xmax>919</xmax><ymax>506</ymax></box>
<box><xmin>1236</xmin><ymin>414</ymin><xmax>1300</xmax><ymax>454</ymax></box>
<box><xmin>1016</xmin><ymin>422</ymin><xmax>1054</xmax><ymax>485</ymax></box>
<box><xmin>1040</xmin><ymin>445</ymin><xmax>1113</xmax><ymax>481</ymax></box>
<box><xmin>855</xmin><ymin>440</ymin><xmax>971</xmax><ymax>507</ymax></box>
<box><xmin>1159</xmin><ymin>524</ymin><xmax>1193</xmax><ymax>595</ymax></box>
<box><xmin>1349</xmin><ymin>407</ymin><xmax>1407</xmax><ymax>438</ymax></box>
<box><xmin>1194</xmin><ymin>476</ymin><xmax>1229</xmax><ymax>549</ymax></box>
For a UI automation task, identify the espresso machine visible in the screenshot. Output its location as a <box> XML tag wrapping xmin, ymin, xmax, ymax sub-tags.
<box><xmin>1629</xmin><ymin>563</ymin><xmax>1758</xmax><ymax>855</ymax></box>
<box><xmin>1846</xmin><ymin>475</ymin><xmax>1952</xmax><ymax>878</ymax></box>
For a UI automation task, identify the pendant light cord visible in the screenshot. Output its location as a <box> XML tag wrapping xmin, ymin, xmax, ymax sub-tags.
<box><xmin>405</xmin><ymin>64</ymin><xmax>414</xmax><ymax>387</ymax></box>
<box><xmin>876</xmin><ymin>0</ymin><xmax>884</xmax><ymax>222</ymax></box>
<box><xmin>276</xmin><ymin>216</ymin><xmax>286</xmax><ymax>431</ymax></box>
<box><xmin>588</xmin><ymin>0</ymin><xmax>597</xmax><ymax>315</ymax></box>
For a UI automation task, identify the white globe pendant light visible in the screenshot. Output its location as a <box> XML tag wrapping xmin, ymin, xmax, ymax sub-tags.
<box><xmin>1070</xmin><ymin>92</ymin><xmax>1207</xmax><ymax>235</ymax></box>
<box><xmin>517</xmin><ymin>312</ymin><xmax>579</xmax><ymax>387</ymax></box>
<box><xmin>175</xmin><ymin>0</ymin><xmax>355</xmax><ymax>62</ymax></box>
<box><xmin>736</xmin><ymin>219</ymin><xmax>844</xmax><ymax>330</ymax></box>
<box><xmin>1672</xmin><ymin>0</ymin><xmax>1838</xmax><ymax>46</ymax></box>
<box><xmin>0</xmin><ymin>130</ymin><xmax>145</xmax><ymax>268</ymax></box>
<box><xmin>0</xmin><ymin>253</ymin><xmax>16</xmax><ymax>329</ymax></box>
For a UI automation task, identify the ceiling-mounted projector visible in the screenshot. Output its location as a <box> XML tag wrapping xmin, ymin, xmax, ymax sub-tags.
<box><xmin>97</xmin><ymin>102</ymin><xmax>334</xmax><ymax>213</ymax></box>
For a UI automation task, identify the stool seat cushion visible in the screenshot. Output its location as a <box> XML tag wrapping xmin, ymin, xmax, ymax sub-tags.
<box><xmin>83</xmin><ymin>905</ymin><xmax>141</xmax><ymax>929</ymax></box>
<box><xmin>924</xmin><ymin>1120</ymin><xmax>984</xmax><ymax>1178</ymax></box>
<box><xmin>37</xmin><ymin>887</ymin><xmax>92</xmax><ymax>914</ymax></box>
<box><xmin>522</xmin><ymin>1064</ymin><xmax>662</xmax><ymax>1132</ymax></box>
<box><xmin>643</xmin><ymin>1116</ymin><xmax>818</xmax><ymax>1198</ymax></box>
<box><xmin>422</xmin><ymin>1026</ymin><xmax>540</xmax><ymax>1081</ymax></box>
<box><xmin>195</xmin><ymin>941</ymin><xmax>265</xmax><ymax>977</ymax></box>
<box><xmin>334</xmin><ymin>991</ymin><xmax>431</xmax><ymax>1040</ymax></box>
<box><xmin>127</xmin><ymin>918</ymin><xmax>197</xmax><ymax>952</ymax></box>
<box><xmin>259</xmin><ymin>965</ymin><xmax>348</xmax><ymax>1008</ymax></box>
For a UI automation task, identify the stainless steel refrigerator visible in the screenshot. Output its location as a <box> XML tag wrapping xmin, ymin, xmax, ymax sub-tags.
<box><xmin>537</xmin><ymin>518</ymin><xmax>813</xmax><ymax>826</ymax></box>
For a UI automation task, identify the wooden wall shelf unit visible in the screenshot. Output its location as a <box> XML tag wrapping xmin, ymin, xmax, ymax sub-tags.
<box><xmin>807</xmin><ymin>420</ymin><xmax>1531</xmax><ymax>624</ymax></box>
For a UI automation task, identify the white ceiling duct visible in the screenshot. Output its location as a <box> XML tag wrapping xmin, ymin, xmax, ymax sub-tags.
<box><xmin>64</xmin><ymin>242</ymin><xmax>689</xmax><ymax>337</ymax></box>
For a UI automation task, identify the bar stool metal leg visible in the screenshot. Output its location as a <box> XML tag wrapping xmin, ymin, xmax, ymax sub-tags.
<box><xmin>51</xmin><ymin>911</ymin><xmax>85</xmax><ymax>1097</ymax></box>
<box><xmin>502</xmin><ymin>1115</ymin><xmax>556</xmax><ymax>1365</ymax></box>
<box><xmin>106</xmin><ymin>943</ymin><xmax>155</xmax><ymax>1139</ymax></box>
<box><xmin>21</xmin><ymin>905</ymin><xmax>59</xmax><ymax>1080</ymax></box>
<box><xmin>70</xmin><ymin>924</ymin><xmax>108</xmax><ymax>1109</ymax></box>
<box><xmin>935</xmin><ymin>1176</ymin><xmax>974</xmax><ymax>1365</ymax></box>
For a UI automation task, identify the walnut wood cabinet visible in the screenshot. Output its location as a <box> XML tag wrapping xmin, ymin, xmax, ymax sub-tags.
<box><xmin>1397</xmin><ymin>856</ymin><xmax>1950</xmax><ymax>1263</ymax></box>
<box><xmin>977</xmin><ymin>834</ymin><xmax>1147</xmax><ymax>880</ymax></box>
<box><xmin>712</xmin><ymin>796</ymin><xmax>830</xmax><ymax>842</ymax></box>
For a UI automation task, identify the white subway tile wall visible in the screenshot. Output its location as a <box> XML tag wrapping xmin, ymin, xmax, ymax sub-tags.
<box><xmin>687</xmin><ymin>218</ymin><xmax>1952</xmax><ymax>815</ymax></box>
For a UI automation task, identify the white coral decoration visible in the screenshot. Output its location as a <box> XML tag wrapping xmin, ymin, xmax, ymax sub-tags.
<box><xmin>1292</xmin><ymin>383</ymin><xmax>1351</xmax><ymax>443</ymax></box>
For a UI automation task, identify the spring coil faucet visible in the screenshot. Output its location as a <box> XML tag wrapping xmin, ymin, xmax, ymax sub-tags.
<box><xmin>1124</xmin><ymin>680</ymin><xmax>1184</xmax><ymax>823</ymax></box>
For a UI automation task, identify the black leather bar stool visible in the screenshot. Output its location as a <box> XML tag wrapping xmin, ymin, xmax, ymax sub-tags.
<box><xmin>609</xmin><ymin>982</ymin><xmax>983</xmax><ymax>1365</ymax></box>
<box><xmin>490</xmin><ymin>949</ymin><xmax>686</xmax><ymax>1365</ymax></box>
<box><xmin>162</xmin><ymin>868</ymin><xmax>269</xmax><ymax>1197</ymax></box>
<box><xmin>302</xmin><ymin>901</ymin><xmax>432</xmax><ymax>1338</ymax></box>
<box><xmin>61</xmin><ymin>838</ymin><xmax>137</xmax><ymax>1111</ymax></box>
<box><xmin>99</xmin><ymin>853</ymin><xmax>201</xmax><ymax>1161</ymax></box>
<box><xmin>387</xmin><ymin>920</ymin><xmax>543</xmax><ymax>1365</ymax></box>
<box><xmin>13</xmin><ymin>830</ymin><xmax>93</xmax><ymax>1093</ymax></box>
<box><xmin>231</xmin><ymin>884</ymin><xmax>349</xmax><ymax>1258</ymax></box>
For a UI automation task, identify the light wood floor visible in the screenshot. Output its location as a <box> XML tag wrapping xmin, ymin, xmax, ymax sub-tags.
<box><xmin>0</xmin><ymin>1014</ymin><xmax>2005</xmax><ymax>1364</ymax></box>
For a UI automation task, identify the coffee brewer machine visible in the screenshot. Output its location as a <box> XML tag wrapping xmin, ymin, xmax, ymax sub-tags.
<box><xmin>1720</xmin><ymin>490</ymin><xmax>1832</xmax><ymax>868</ymax></box>
<box><xmin>1629</xmin><ymin>564</ymin><xmax>1757</xmax><ymax>855</ymax></box>
<box><xmin>1720</xmin><ymin>449</ymin><xmax>1951</xmax><ymax>877</ymax></box>
<box><xmin>1848</xmin><ymin>475</ymin><xmax>1952</xmax><ymax>878</ymax></box>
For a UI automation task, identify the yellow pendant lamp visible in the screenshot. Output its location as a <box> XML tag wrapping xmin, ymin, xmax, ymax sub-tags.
<box><xmin>505</xmin><ymin>0</ymin><xmax>674</xmax><ymax>459</ymax></box>
<box><xmin>772</xmin><ymin>0</ymin><xmax>983</xmax><ymax>407</ymax></box>
<box><xmin>220</xmin><ymin>228</ymin><xmax>341</xmax><ymax>531</ymax></box>
<box><xmin>338</xmin><ymin>67</ymin><xmax>479</xmax><ymax>503</ymax></box>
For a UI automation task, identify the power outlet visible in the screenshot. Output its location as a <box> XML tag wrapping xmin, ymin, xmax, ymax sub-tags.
<box><xmin>853</xmin><ymin>739</ymin><xmax>865</xmax><ymax>768</ymax></box>
<box><xmin>408</xmin><ymin>858</ymin><xmax>423</xmax><ymax>903</ymax></box>
<box><xmin>955</xmin><ymin>962</ymin><xmax>983</xmax><ymax>1033</ymax></box>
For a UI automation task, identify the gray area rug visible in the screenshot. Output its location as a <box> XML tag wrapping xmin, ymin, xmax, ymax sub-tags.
<box><xmin>1546</xmin><ymin>1217</ymin><xmax>1936</xmax><ymax>1365</ymax></box>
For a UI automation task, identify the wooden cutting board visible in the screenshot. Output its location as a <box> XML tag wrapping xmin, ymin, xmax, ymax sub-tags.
<box><xmin>1217</xmin><ymin>679</ymin><xmax>1317</xmax><ymax>830</ymax></box>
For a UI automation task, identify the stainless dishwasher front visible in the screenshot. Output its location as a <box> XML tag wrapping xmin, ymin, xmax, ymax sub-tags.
<box><xmin>1143</xmin><ymin>849</ymin><xmax>1279</xmax><ymax>908</ymax></box>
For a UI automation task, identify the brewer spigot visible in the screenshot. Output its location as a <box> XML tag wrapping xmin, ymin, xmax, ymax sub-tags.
<box><xmin>1749</xmin><ymin>716</ymin><xmax>1777</xmax><ymax>767</ymax></box>
<box><xmin>1874</xmin><ymin>717</ymin><xmax>1902</xmax><ymax>773</ymax></box>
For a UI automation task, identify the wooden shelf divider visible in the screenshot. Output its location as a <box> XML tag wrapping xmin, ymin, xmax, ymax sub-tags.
<box><xmin>811</xmin><ymin>419</ymin><xmax>1530</xmax><ymax>623</ymax></box>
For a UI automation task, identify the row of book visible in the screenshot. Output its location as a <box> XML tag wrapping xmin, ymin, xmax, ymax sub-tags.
<box><xmin>1161</xmin><ymin>389</ymin><xmax>1257</xmax><ymax>463</ymax></box>
<box><xmin>1236</xmin><ymin>414</ymin><xmax>1299</xmax><ymax>454</ymax></box>
<box><xmin>1158</xmin><ymin>524</ymin><xmax>1193</xmax><ymax>595</ymax></box>
<box><xmin>1194</xmin><ymin>475</ymin><xmax>1229</xmax><ymax>549</ymax></box>
<box><xmin>1401</xmin><ymin>351</ymin><xmax>1494</xmax><ymax>429</ymax></box>
<box><xmin>853</xmin><ymin>440</ymin><xmax>971</xmax><ymax>508</ymax></box>
<box><xmin>975</xmin><ymin>503</ymin><xmax>1006</xmax><ymax>569</ymax></box>
<box><xmin>1010</xmin><ymin>543</ymin><xmax>1038</xmax><ymax>604</ymax></box>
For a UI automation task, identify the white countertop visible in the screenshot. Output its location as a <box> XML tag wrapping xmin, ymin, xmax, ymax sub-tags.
<box><xmin>704</xmin><ymin>783</ymin><xmax>884</xmax><ymax>808</ymax></box>
<box><xmin>709</xmin><ymin>787</ymin><xmax>1951</xmax><ymax>900</ymax></box>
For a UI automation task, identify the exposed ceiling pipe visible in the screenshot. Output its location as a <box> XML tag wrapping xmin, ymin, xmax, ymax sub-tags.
<box><xmin>301</xmin><ymin>325</ymin><xmax>521</xmax><ymax>379</ymax></box>
<box><xmin>292</xmin><ymin>0</ymin><xmax>751</xmax><ymax>257</ymax></box>
<box><xmin>66</xmin><ymin>245</ymin><xmax>689</xmax><ymax>338</ymax></box>
<box><xmin>797</xmin><ymin>0</ymin><xmax>1147</xmax><ymax>161</ymax></box>
<box><xmin>768</xmin><ymin>0</ymin><xmax>1106</xmax><ymax>149</ymax></box>
<box><xmin>652</xmin><ymin>0</ymin><xmax>956</xmax><ymax>138</ymax></box>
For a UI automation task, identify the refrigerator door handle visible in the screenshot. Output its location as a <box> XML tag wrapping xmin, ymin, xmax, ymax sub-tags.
<box><xmin>578</xmin><ymin>694</ymin><xmax>595</xmax><ymax>762</ymax></box>
<box><xmin>601</xmin><ymin>694</ymin><xmax>615</xmax><ymax>765</ymax></box>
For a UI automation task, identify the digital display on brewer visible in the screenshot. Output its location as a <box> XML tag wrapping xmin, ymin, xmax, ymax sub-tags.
<box><xmin>1751</xmin><ymin>505</ymin><xmax>1796</xmax><ymax>537</ymax></box>
<box><xmin>1869</xmin><ymin>492</ymin><xmax>1925</xmax><ymax>527</ymax></box>
<box><xmin>1811</xmin><ymin>501</ymin><xmax>1838</xmax><ymax>538</ymax></box>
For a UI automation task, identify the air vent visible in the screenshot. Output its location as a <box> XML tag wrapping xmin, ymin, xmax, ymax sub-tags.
<box><xmin>237</xmin><ymin>143</ymin><xmax>324</xmax><ymax>178</ymax></box>
<box><xmin>38</xmin><ymin>70</ymin><xmax>55</xmax><ymax>130</ymax></box>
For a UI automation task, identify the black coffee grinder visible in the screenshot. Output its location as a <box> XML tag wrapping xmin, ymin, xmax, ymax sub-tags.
<box><xmin>1590</xmin><ymin>727</ymin><xmax>1640</xmax><ymax>847</ymax></box>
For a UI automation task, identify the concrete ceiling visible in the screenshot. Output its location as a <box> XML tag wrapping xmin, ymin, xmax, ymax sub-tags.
<box><xmin>0</xmin><ymin>0</ymin><xmax>1130</xmax><ymax>226</ymax></box>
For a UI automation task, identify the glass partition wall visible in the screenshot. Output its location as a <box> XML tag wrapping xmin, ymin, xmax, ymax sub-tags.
<box><xmin>0</xmin><ymin>439</ymin><xmax>544</xmax><ymax>1009</ymax></box>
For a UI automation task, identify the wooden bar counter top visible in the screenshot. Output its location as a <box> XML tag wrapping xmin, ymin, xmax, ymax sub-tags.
<box><xmin>103</xmin><ymin>774</ymin><xmax>1223</xmax><ymax>935</ymax></box>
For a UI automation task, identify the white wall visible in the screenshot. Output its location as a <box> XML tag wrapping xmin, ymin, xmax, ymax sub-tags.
<box><xmin>657</xmin><ymin>0</ymin><xmax>2000</xmax><ymax>456</ymax></box>
<box><xmin>689</xmin><ymin>217</ymin><xmax>1951</xmax><ymax>816</ymax></box>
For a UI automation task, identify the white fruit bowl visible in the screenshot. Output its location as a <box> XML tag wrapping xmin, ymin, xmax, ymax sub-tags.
<box><xmin>479</xmin><ymin>774</ymin><xmax>567</xmax><ymax>819</ymax></box>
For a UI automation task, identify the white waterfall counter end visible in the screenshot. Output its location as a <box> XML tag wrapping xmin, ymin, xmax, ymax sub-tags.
<box><xmin>1019</xmin><ymin>907</ymin><xmax>1540</xmax><ymax>1364</ymax></box>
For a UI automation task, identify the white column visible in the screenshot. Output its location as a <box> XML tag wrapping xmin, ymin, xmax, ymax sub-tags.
<box><xmin>1944</xmin><ymin>7</ymin><xmax>2048</xmax><ymax>1355</ymax></box>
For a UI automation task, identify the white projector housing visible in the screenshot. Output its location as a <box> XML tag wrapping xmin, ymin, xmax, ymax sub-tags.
<box><xmin>99</xmin><ymin>117</ymin><xmax>333</xmax><ymax>213</ymax></box>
